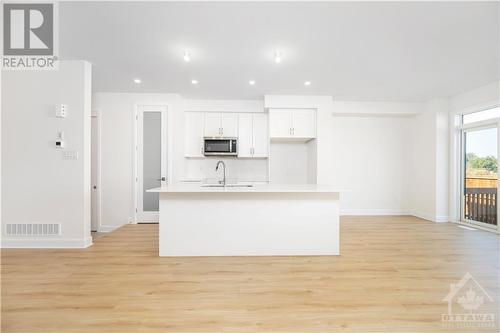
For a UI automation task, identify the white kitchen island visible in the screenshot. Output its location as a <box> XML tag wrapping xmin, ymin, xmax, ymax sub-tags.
<box><xmin>148</xmin><ymin>184</ymin><xmax>344</xmax><ymax>256</ymax></box>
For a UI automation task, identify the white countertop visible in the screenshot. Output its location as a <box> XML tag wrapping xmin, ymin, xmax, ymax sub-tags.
<box><xmin>148</xmin><ymin>184</ymin><xmax>348</xmax><ymax>193</ymax></box>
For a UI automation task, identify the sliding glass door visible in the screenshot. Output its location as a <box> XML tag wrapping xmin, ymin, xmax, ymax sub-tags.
<box><xmin>462</xmin><ymin>125</ymin><xmax>498</xmax><ymax>228</ymax></box>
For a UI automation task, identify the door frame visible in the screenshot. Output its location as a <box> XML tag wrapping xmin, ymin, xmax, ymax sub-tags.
<box><xmin>134</xmin><ymin>105</ymin><xmax>170</xmax><ymax>223</ymax></box>
<box><xmin>456</xmin><ymin>116</ymin><xmax>500</xmax><ymax>233</ymax></box>
<box><xmin>91</xmin><ymin>109</ymin><xmax>102</xmax><ymax>232</ymax></box>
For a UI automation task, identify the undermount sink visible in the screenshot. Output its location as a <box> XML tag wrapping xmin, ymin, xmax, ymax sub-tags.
<box><xmin>201</xmin><ymin>183</ymin><xmax>253</xmax><ymax>188</ymax></box>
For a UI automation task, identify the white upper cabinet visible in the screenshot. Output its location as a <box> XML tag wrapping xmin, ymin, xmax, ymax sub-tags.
<box><xmin>184</xmin><ymin>112</ymin><xmax>205</xmax><ymax>157</ymax></box>
<box><xmin>204</xmin><ymin>113</ymin><xmax>238</xmax><ymax>137</ymax></box>
<box><xmin>252</xmin><ymin>113</ymin><xmax>269</xmax><ymax>158</ymax></box>
<box><xmin>292</xmin><ymin>109</ymin><xmax>316</xmax><ymax>138</ymax></box>
<box><xmin>221</xmin><ymin>113</ymin><xmax>238</xmax><ymax>137</ymax></box>
<box><xmin>237</xmin><ymin>113</ymin><xmax>269</xmax><ymax>158</ymax></box>
<box><xmin>237</xmin><ymin>114</ymin><xmax>253</xmax><ymax>158</ymax></box>
<box><xmin>204</xmin><ymin>113</ymin><xmax>222</xmax><ymax>137</ymax></box>
<box><xmin>269</xmin><ymin>109</ymin><xmax>316</xmax><ymax>140</ymax></box>
<box><xmin>269</xmin><ymin>111</ymin><xmax>292</xmax><ymax>137</ymax></box>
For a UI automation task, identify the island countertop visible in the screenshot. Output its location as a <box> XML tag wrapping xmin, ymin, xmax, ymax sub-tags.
<box><xmin>148</xmin><ymin>184</ymin><xmax>348</xmax><ymax>193</ymax></box>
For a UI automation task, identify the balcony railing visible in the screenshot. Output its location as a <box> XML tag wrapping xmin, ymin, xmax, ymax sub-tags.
<box><xmin>464</xmin><ymin>188</ymin><xmax>497</xmax><ymax>226</ymax></box>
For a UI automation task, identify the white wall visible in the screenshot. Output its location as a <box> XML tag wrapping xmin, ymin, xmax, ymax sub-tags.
<box><xmin>270</xmin><ymin>142</ymin><xmax>311</xmax><ymax>185</ymax></box>
<box><xmin>330</xmin><ymin>115</ymin><xmax>412</xmax><ymax>214</ymax></box>
<box><xmin>406</xmin><ymin>99</ymin><xmax>450</xmax><ymax>222</ymax></box>
<box><xmin>1</xmin><ymin>61</ymin><xmax>92</xmax><ymax>248</ymax></box>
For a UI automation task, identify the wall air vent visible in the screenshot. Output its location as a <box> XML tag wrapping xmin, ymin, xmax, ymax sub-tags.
<box><xmin>5</xmin><ymin>223</ymin><xmax>61</xmax><ymax>237</ymax></box>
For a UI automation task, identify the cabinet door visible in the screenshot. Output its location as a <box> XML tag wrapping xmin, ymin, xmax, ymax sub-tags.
<box><xmin>269</xmin><ymin>110</ymin><xmax>292</xmax><ymax>138</ymax></box>
<box><xmin>237</xmin><ymin>113</ymin><xmax>253</xmax><ymax>158</ymax></box>
<box><xmin>292</xmin><ymin>109</ymin><xmax>316</xmax><ymax>138</ymax></box>
<box><xmin>204</xmin><ymin>113</ymin><xmax>222</xmax><ymax>137</ymax></box>
<box><xmin>184</xmin><ymin>112</ymin><xmax>205</xmax><ymax>157</ymax></box>
<box><xmin>221</xmin><ymin>113</ymin><xmax>238</xmax><ymax>137</ymax></box>
<box><xmin>252</xmin><ymin>113</ymin><xmax>269</xmax><ymax>158</ymax></box>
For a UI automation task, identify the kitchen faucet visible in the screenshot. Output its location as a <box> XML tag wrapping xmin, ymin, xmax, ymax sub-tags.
<box><xmin>215</xmin><ymin>160</ymin><xmax>226</xmax><ymax>186</ymax></box>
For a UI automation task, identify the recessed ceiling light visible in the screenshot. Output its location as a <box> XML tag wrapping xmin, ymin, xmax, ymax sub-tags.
<box><xmin>133</xmin><ymin>78</ymin><xmax>141</xmax><ymax>84</ymax></box>
<box><xmin>191</xmin><ymin>79</ymin><xmax>198</xmax><ymax>85</ymax></box>
<box><xmin>274</xmin><ymin>51</ymin><xmax>282</xmax><ymax>63</ymax></box>
<box><xmin>183</xmin><ymin>50</ymin><xmax>191</xmax><ymax>62</ymax></box>
<box><xmin>249</xmin><ymin>80</ymin><xmax>256</xmax><ymax>85</ymax></box>
<box><xmin>304</xmin><ymin>81</ymin><xmax>311</xmax><ymax>86</ymax></box>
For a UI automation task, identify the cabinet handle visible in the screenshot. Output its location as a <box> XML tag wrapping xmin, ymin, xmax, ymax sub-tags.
<box><xmin>292</xmin><ymin>128</ymin><xmax>295</xmax><ymax>135</ymax></box>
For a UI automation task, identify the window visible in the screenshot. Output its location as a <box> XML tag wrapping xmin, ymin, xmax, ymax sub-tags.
<box><xmin>462</xmin><ymin>106</ymin><xmax>500</xmax><ymax>124</ymax></box>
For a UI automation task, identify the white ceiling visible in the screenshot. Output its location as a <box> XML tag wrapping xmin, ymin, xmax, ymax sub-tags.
<box><xmin>60</xmin><ymin>1</ymin><xmax>500</xmax><ymax>101</ymax></box>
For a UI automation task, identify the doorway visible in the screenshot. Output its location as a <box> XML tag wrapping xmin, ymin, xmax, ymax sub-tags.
<box><xmin>461</xmin><ymin>124</ymin><xmax>498</xmax><ymax>230</ymax></box>
<box><xmin>91</xmin><ymin>111</ymin><xmax>102</xmax><ymax>232</ymax></box>
<box><xmin>136</xmin><ymin>106</ymin><xmax>168</xmax><ymax>223</ymax></box>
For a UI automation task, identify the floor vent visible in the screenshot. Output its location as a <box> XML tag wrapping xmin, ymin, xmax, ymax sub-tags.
<box><xmin>5</xmin><ymin>223</ymin><xmax>61</xmax><ymax>236</ymax></box>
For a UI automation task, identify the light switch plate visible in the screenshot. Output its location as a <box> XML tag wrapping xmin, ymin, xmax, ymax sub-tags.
<box><xmin>62</xmin><ymin>150</ymin><xmax>78</xmax><ymax>160</ymax></box>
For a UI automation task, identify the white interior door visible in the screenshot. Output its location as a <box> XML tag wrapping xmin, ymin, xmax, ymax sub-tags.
<box><xmin>91</xmin><ymin>113</ymin><xmax>101</xmax><ymax>232</ymax></box>
<box><xmin>137</xmin><ymin>106</ymin><xmax>168</xmax><ymax>223</ymax></box>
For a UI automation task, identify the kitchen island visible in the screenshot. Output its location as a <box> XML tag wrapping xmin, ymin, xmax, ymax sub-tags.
<box><xmin>148</xmin><ymin>184</ymin><xmax>345</xmax><ymax>256</ymax></box>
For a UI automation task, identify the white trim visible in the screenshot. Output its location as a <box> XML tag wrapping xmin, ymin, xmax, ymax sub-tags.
<box><xmin>340</xmin><ymin>209</ymin><xmax>408</xmax><ymax>216</ymax></box>
<box><xmin>1</xmin><ymin>236</ymin><xmax>93</xmax><ymax>249</ymax></box>
<box><xmin>340</xmin><ymin>209</ymin><xmax>449</xmax><ymax>222</ymax></box>
<box><xmin>409</xmin><ymin>210</ymin><xmax>449</xmax><ymax>222</ymax></box>
<box><xmin>91</xmin><ymin>110</ymin><xmax>102</xmax><ymax>232</ymax></box>
<box><xmin>452</xmin><ymin>100</ymin><xmax>500</xmax><ymax>116</ymax></box>
<box><xmin>97</xmin><ymin>225</ymin><xmax>119</xmax><ymax>233</ymax></box>
<box><xmin>457</xmin><ymin>118</ymin><xmax>499</xmax><ymax>131</ymax></box>
<box><xmin>454</xmin><ymin>220</ymin><xmax>500</xmax><ymax>234</ymax></box>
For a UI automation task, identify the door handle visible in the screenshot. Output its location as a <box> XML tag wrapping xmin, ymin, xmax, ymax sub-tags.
<box><xmin>157</xmin><ymin>177</ymin><xmax>166</xmax><ymax>181</ymax></box>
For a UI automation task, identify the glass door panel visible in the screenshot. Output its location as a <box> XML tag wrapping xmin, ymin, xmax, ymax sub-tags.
<box><xmin>463</xmin><ymin>127</ymin><xmax>498</xmax><ymax>227</ymax></box>
<box><xmin>143</xmin><ymin>112</ymin><xmax>161</xmax><ymax>212</ymax></box>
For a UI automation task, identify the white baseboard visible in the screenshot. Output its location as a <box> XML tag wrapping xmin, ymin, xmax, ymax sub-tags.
<box><xmin>341</xmin><ymin>209</ymin><xmax>409</xmax><ymax>216</ymax></box>
<box><xmin>1</xmin><ymin>236</ymin><xmax>93</xmax><ymax>249</ymax></box>
<box><xmin>410</xmin><ymin>210</ymin><xmax>449</xmax><ymax>223</ymax></box>
<box><xmin>97</xmin><ymin>224</ymin><xmax>120</xmax><ymax>233</ymax></box>
<box><xmin>341</xmin><ymin>209</ymin><xmax>449</xmax><ymax>223</ymax></box>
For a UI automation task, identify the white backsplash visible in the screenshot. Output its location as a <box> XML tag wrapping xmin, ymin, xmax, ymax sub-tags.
<box><xmin>183</xmin><ymin>158</ymin><xmax>268</xmax><ymax>182</ymax></box>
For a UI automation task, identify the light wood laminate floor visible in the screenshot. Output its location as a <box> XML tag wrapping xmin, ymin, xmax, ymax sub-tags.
<box><xmin>2</xmin><ymin>216</ymin><xmax>499</xmax><ymax>332</ymax></box>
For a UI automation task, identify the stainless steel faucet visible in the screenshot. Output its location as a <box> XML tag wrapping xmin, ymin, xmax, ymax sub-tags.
<box><xmin>215</xmin><ymin>160</ymin><xmax>226</xmax><ymax>186</ymax></box>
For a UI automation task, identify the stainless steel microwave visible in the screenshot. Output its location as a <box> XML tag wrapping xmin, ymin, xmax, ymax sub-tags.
<box><xmin>203</xmin><ymin>137</ymin><xmax>238</xmax><ymax>156</ymax></box>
